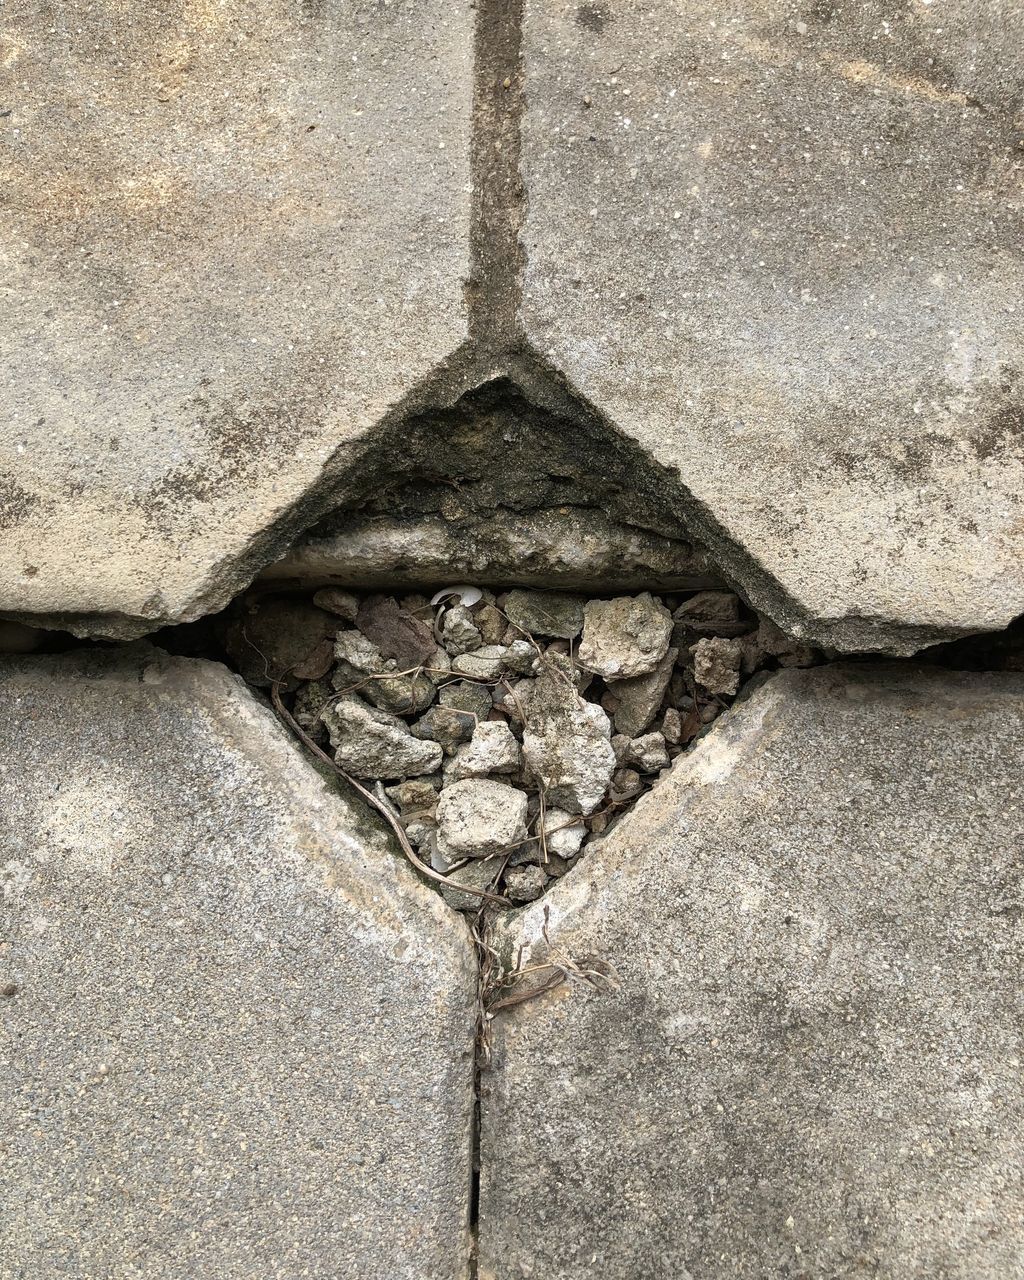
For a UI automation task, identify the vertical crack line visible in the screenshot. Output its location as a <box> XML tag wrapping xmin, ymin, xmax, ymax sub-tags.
<box><xmin>467</xmin><ymin>911</ymin><xmax>496</xmax><ymax>1280</ymax></box>
<box><xmin>468</xmin><ymin>0</ymin><xmax>526</xmax><ymax>363</ymax></box>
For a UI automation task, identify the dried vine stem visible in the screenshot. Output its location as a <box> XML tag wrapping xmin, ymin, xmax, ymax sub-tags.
<box><xmin>270</xmin><ymin>681</ymin><xmax>513</xmax><ymax>908</ymax></box>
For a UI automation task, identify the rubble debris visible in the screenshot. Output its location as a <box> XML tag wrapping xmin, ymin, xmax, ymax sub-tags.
<box><xmin>436</xmin><ymin>779</ymin><xmax>529</xmax><ymax>860</ymax></box>
<box><xmin>521</xmin><ymin>673</ymin><xmax>616</xmax><ymax>815</ymax></box>
<box><xmin>692</xmin><ymin>636</ymin><xmax>744</xmax><ymax>696</ymax></box>
<box><xmin>578</xmin><ymin>593</ymin><xmax>673</xmax><ymax>679</ymax></box>
<box><xmin>223</xmin><ymin>584</ymin><xmax>824</xmax><ymax>912</ymax></box>
<box><xmin>504</xmin><ymin>590</ymin><xmax>585</xmax><ymax>640</ymax></box>
<box><xmin>322</xmin><ymin>694</ymin><xmax>443</xmax><ymax>779</ymax></box>
<box><xmin>608</xmin><ymin>647</ymin><xmax>677</xmax><ymax>738</ymax></box>
<box><xmin>355</xmin><ymin>594</ymin><xmax>437</xmax><ymax>668</ymax></box>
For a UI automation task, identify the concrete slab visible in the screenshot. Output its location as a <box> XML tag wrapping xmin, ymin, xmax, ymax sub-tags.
<box><xmin>481</xmin><ymin>665</ymin><xmax>1024</xmax><ymax>1278</ymax></box>
<box><xmin>1</xmin><ymin>2</ymin><xmax>473</xmax><ymax>636</ymax></box>
<box><xmin>0</xmin><ymin>648</ymin><xmax>476</xmax><ymax>1278</ymax></box>
<box><xmin>520</xmin><ymin>2</ymin><xmax>1024</xmax><ymax>652</ymax></box>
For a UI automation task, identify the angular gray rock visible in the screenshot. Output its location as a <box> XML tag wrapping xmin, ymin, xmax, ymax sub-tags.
<box><xmin>451</xmin><ymin>647</ymin><xmax>508</xmax><ymax>682</ymax></box>
<box><xmin>444</xmin><ymin>721</ymin><xmax>521</xmax><ymax>784</ymax></box>
<box><xmin>504</xmin><ymin>590</ymin><xmax>585</xmax><ymax>640</ymax></box>
<box><xmin>481</xmin><ymin>666</ymin><xmax>1024</xmax><ymax>1278</ymax></box>
<box><xmin>333</xmin><ymin>630</ymin><xmax>437</xmax><ymax>717</ymax></box>
<box><xmin>578</xmin><ymin>594</ymin><xmax>673</xmax><ymax>680</ymax></box>
<box><xmin>323</xmin><ymin>693</ymin><xmax>443</xmax><ymax>780</ymax></box>
<box><xmin>436</xmin><ymin>779</ymin><xmax>529</xmax><ymax>859</ymax></box>
<box><xmin>608</xmin><ymin>647</ymin><xmax>677</xmax><ymax>738</ymax></box>
<box><xmin>0</xmin><ymin>3</ymin><xmax>473</xmax><ymax>638</ymax></box>
<box><xmin>692</xmin><ymin>635</ymin><xmax>744</xmax><ymax>696</ymax></box>
<box><xmin>440</xmin><ymin>605</ymin><xmax>484</xmax><ymax>656</ymax></box>
<box><xmin>521</xmin><ymin>672</ymin><xmax>615</xmax><ymax>815</ymax></box>
<box><xmin>440</xmin><ymin>680</ymin><xmax>495</xmax><ymax>721</ymax></box>
<box><xmin>412</xmin><ymin>704</ymin><xmax>478</xmax><ymax>755</ymax></box>
<box><xmin>537</xmin><ymin>807</ymin><xmax>586</xmax><ymax>859</ymax></box>
<box><xmin>0</xmin><ymin>648</ymin><xmax>476</xmax><ymax>1278</ymax></box>
<box><xmin>519</xmin><ymin>2</ymin><xmax>1024</xmax><ymax>652</ymax></box>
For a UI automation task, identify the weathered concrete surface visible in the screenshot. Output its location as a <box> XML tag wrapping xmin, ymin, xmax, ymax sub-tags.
<box><xmin>520</xmin><ymin>2</ymin><xmax>1024</xmax><ymax>652</ymax></box>
<box><xmin>0</xmin><ymin>648</ymin><xmax>476</xmax><ymax>1278</ymax></box>
<box><xmin>481</xmin><ymin>666</ymin><xmax>1024</xmax><ymax>1278</ymax></box>
<box><xmin>1</xmin><ymin>2</ymin><xmax>473</xmax><ymax>637</ymax></box>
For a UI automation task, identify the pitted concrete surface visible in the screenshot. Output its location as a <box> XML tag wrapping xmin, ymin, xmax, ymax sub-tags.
<box><xmin>1</xmin><ymin>1</ymin><xmax>473</xmax><ymax>636</ymax></box>
<box><xmin>519</xmin><ymin>1</ymin><xmax>1024</xmax><ymax>652</ymax></box>
<box><xmin>480</xmin><ymin>666</ymin><xmax>1024</xmax><ymax>1278</ymax></box>
<box><xmin>0</xmin><ymin>648</ymin><xmax>476</xmax><ymax>1279</ymax></box>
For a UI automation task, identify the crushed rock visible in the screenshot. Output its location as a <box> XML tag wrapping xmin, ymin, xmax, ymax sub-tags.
<box><xmin>237</xmin><ymin>584</ymin><xmax>824</xmax><ymax>912</ymax></box>
<box><xmin>436</xmin><ymin>778</ymin><xmax>529</xmax><ymax>859</ymax></box>
<box><xmin>578</xmin><ymin>593</ymin><xmax>673</xmax><ymax>679</ymax></box>
<box><xmin>521</xmin><ymin>672</ymin><xmax>616</xmax><ymax>815</ymax></box>
<box><xmin>444</xmin><ymin>721</ymin><xmax>521</xmax><ymax>784</ymax></box>
<box><xmin>692</xmin><ymin>636</ymin><xmax>744</xmax><ymax>696</ymax></box>
<box><xmin>322</xmin><ymin>694</ymin><xmax>443</xmax><ymax>779</ymax></box>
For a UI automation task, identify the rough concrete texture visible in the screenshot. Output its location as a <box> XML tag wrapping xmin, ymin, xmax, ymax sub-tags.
<box><xmin>481</xmin><ymin>666</ymin><xmax>1024</xmax><ymax>1278</ymax></box>
<box><xmin>0</xmin><ymin>648</ymin><xmax>476</xmax><ymax>1279</ymax></box>
<box><xmin>520</xmin><ymin>2</ymin><xmax>1024</xmax><ymax>651</ymax></box>
<box><xmin>1</xmin><ymin>1</ymin><xmax>473</xmax><ymax>636</ymax></box>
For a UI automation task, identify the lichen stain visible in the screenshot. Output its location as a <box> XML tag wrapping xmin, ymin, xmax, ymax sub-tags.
<box><xmin>0</xmin><ymin>477</ymin><xmax>41</xmax><ymax>532</ymax></box>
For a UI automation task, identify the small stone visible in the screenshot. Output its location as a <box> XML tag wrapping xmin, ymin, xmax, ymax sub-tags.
<box><xmin>624</xmin><ymin>732</ymin><xmax>670</xmax><ymax>773</ymax></box>
<box><xmin>451</xmin><ymin>646</ymin><xmax>508</xmax><ymax>682</ymax></box>
<box><xmin>692</xmin><ymin>636</ymin><xmax>744</xmax><ymax>696</ymax></box>
<box><xmin>222</xmin><ymin>595</ymin><xmax>338</xmax><ymax>688</ymax></box>
<box><xmin>661</xmin><ymin>706</ymin><xmax>683</xmax><ymax>745</ymax></box>
<box><xmin>355</xmin><ymin>594</ymin><xmax>438</xmax><ymax>669</ymax></box>
<box><xmin>333</xmin><ymin>630</ymin><xmax>436</xmax><ymax>716</ymax></box>
<box><xmin>474</xmin><ymin>603</ymin><xmax>508</xmax><ymax>646</ymax></box>
<box><xmin>610</xmin><ymin>767</ymin><xmax>643</xmax><ymax>800</ymax></box>
<box><xmin>538</xmin><ymin>807</ymin><xmax>586</xmax><ymax>859</ymax></box>
<box><xmin>403</xmin><ymin>818</ymin><xmax>436</xmax><ymax>849</ymax></box>
<box><xmin>411</xmin><ymin>705</ymin><xmax>477</xmax><ymax>754</ymax></box>
<box><xmin>385</xmin><ymin>778</ymin><xmax>441</xmax><ymax>815</ymax></box>
<box><xmin>608</xmin><ymin>647</ymin><xmax>677</xmax><ymax>738</ymax></box>
<box><xmin>427</xmin><ymin>645</ymin><xmax>452</xmax><ymax>682</ymax></box>
<box><xmin>503</xmin><ymin>639</ymin><xmax>538</xmax><ymax>676</ymax></box>
<box><xmin>445</xmin><ymin>722</ymin><xmax>522</xmax><ymax>784</ymax></box>
<box><xmin>440</xmin><ymin>680</ymin><xmax>494</xmax><ymax>720</ymax></box>
<box><xmin>440</xmin><ymin>604</ymin><xmax>484</xmax><ymax>656</ymax></box>
<box><xmin>504</xmin><ymin>590</ymin><xmax>585</xmax><ymax>640</ymax></box>
<box><xmin>672</xmin><ymin>591</ymin><xmax>746</xmax><ymax>636</ymax></box>
<box><xmin>322</xmin><ymin>694</ymin><xmax>442</xmax><ymax>780</ymax></box>
<box><xmin>436</xmin><ymin>779</ymin><xmax>529</xmax><ymax>858</ymax></box>
<box><xmin>611</xmin><ymin>733</ymin><xmax>630</xmax><ymax>764</ymax></box>
<box><xmin>504</xmin><ymin>864</ymin><xmax>548</xmax><ymax>903</ymax></box>
<box><xmin>440</xmin><ymin>857</ymin><xmax>500</xmax><ymax>913</ymax></box>
<box><xmin>312</xmin><ymin>587</ymin><xmax>360</xmax><ymax>622</ymax></box>
<box><xmin>578</xmin><ymin>593</ymin><xmax>673</xmax><ymax>680</ymax></box>
<box><xmin>521</xmin><ymin>673</ymin><xmax>616</xmax><ymax>815</ymax></box>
